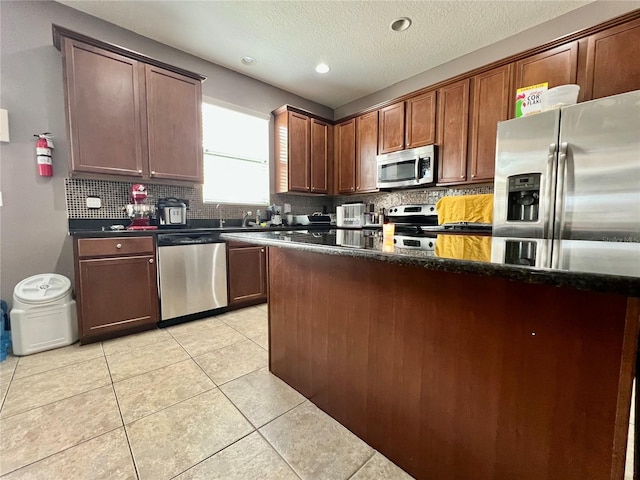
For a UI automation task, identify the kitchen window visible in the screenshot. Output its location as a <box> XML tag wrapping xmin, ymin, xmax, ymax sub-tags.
<box><xmin>202</xmin><ymin>101</ymin><xmax>270</xmax><ymax>205</ymax></box>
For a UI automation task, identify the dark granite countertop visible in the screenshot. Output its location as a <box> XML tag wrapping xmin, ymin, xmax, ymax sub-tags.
<box><xmin>68</xmin><ymin>218</ymin><xmax>331</xmax><ymax>238</ymax></box>
<box><xmin>220</xmin><ymin>229</ymin><xmax>640</xmax><ymax>297</ymax></box>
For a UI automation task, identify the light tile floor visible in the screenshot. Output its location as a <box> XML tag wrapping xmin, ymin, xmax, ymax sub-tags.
<box><xmin>0</xmin><ymin>304</ymin><xmax>414</xmax><ymax>480</ymax></box>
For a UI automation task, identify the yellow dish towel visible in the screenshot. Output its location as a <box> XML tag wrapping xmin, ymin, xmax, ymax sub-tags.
<box><xmin>435</xmin><ymin>235</ymin><xmax>492</xmax><ymax>262</ymax></box>
<box><xmin>436</xmin><ymin>194</ymin><xmax>494</xmax><ymax>224</ymax></box>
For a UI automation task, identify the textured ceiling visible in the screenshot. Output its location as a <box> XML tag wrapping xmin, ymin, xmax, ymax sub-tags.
<box><xmin>57</xmin><ymin>1</ymin><xmax>594</xmax><ymax>109</ymax></box>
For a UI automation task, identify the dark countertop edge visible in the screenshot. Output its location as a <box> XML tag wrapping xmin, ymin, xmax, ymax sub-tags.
<box><xmin>220</xmin><ymin>232</ymin><xmax>640</xmax><ymax>298</ymax></box>
<box><xmin>68</xmin><ymin>225</ymin><xmax>333</xmax><ymax>238</ymax></box>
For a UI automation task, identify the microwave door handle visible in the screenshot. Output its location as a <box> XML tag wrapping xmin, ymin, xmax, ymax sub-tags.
<box><xmin>414</xmin><ymin>156</ymin><xmax>421</xmax><ymax>181</ymax></box>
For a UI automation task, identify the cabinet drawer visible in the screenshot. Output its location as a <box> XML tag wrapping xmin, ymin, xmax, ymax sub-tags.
<box><xmin>77</xmin><ymin>236</ymin><xmax>155</xmax><ymax>258</ymax></box>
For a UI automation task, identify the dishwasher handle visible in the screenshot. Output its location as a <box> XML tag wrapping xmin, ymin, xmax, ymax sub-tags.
<box><xmin>157</xmin><ymin>234</ymin><xmax>223</xmax><ymax>247</ymax></box>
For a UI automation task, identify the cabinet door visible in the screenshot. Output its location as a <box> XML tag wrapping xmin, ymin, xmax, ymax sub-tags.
<box><xmin>145</xmin><ymin>64</ymin><xmax>203</xmax><ymax>182</ymax></box>
<box><xmin>310</xmin><ymin>118</ymin><xmax>329</xmax><ymax>193</ymax></box>
<box><xmin>77</xmin><ymin>255</ymin><xmax>158</xmax><ymax>339</ymax></box>
<box><xmin>437</xmin><ymin>79</ymin><xmax>470</xmax><ymax>184</ymax></box>
<box><xmin>288</xmin><ymin>112</ymin><xmax>310</xmax><ymax>192</ymax></box>
<box><xmin>514</xmin><ymin>42</ymin><xmax>578</xmax><ymax>94</ymax></box>
<box><xmin>356</xmin><ymin>111</ymin><xmax>379</xmax><ymax>193</ymax></box>
<box><xmin>378</xmin><ymin>102</ymin><xmax>405</xmax><ymax>154</ymax></box>
<box><xmin>228</xmin><ymin>246</ymin><xmax>267</xmax><ymax>306</ymax></box>
<box><xmin>583</xmin><ymin>17</ymin><xmax>640</xmax><ymax>100</ymax></box>
<box><xmin>337</xmin><ymin>120</ymin><xmax>356</xmax><ymax>194</ymax></box>
<box><xmin>406</xmin><ymin>91</ymin><xmax>437</xmax><ymax>148</ymax></box>
<box><xmin>63</xmin><ymin>39</ymin><xmax>144</xmax><ymax>177</ymax></box>
<box><xmin>468</xmin><ymin>64</ymin><xmax>512</xmax><ymax>183</ymax></box>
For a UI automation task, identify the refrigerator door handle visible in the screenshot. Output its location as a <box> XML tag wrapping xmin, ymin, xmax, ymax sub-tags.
<box><xmin>545</xmin><ymin>143</ymin><xmax>558</xmax><ymax>238</ymax></box>
<box><xmin>554</xmin><ymin>142</ymin><xmax>569</xmax><ymax>243</ymax></box>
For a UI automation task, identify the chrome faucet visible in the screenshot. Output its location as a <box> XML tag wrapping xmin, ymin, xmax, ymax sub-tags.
<box><xmin>216</xmin><ymin>204</ymin><xmax>225</xmax><ymax>228</ymax></box>
<box><xmin>242</xmin><ymin>210</ymin><xmax>253</xmax><ymax>227</ymax></box>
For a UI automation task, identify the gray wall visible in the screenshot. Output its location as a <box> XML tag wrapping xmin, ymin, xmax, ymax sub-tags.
<box><xmin>0</xmin><ymin>0</ymin><xmax>331</xmax><ymax>304</ymax></box>
<box><xmin>335</xmin><ymin>0</ymin><xmax>640</xmax><ymax>119</ymax></box>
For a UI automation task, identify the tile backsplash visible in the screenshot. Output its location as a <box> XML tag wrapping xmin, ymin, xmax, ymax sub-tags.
<box><xmin>65</xmin><ymin>178</ymin><xmax>493</xmax><ymax>219</ymax></box>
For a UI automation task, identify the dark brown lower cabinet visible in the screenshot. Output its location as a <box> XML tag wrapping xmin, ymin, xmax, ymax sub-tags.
<box><xmin>73</xmin><ymin>236</ymin><xmax>158</xmax><ymax>343</ymax></box>
<box><xmin>268</xmin><ymin>247</ymin><xmax>637</xmax><ymax>480</ymax></box>
<box><xmin>227</xmin><ymin>242</ymin><xmax>267</xmax><ymax>307</ymax></box>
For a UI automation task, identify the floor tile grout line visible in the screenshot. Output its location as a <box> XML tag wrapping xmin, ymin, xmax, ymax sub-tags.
<box><xmin>345</xmin><ymin>449</ymin><xmax>378</xmax><ymax>480</ymax></box>
<box><xmin>167</xmin><ymin>429</ymin><xmax>257</xmax><ymax>480</ymax></box>
<box><xmin>121</xmin><ymin>385</ymin><xmax>218</xmax><ymax>427</ymax></box>
<box><xmin>101</xmin><ymin>328</ymin><xmax>171</xmax><ymax>356</ymax></box>
<box><xmin>104</xmin><ymin>349</ymin><xmax>141</xmax><ymax>480</ymax></box>
<box><xmin>9</xmin><ymin>351</ymin><xmax>105</xmax><ymax>382</ymax></box>
<box><xmin>0</xmin><ymin>424</ymin><xmax>125</xmax><ymax>478</ymax></box>
<box><xmin>103</xmin><ymin>334</ymin><xmax>181</xmax><ymax>359</ymax></box>
<box><xmin>0</xmin><ymin>379</ymin><xmax>113</xmax><ymax>421</ymax></box>
<box><xmin>254</xmin><ymin>429</ymin><xmax>303</xmax><ymax>480</ymax></box>
<box><xmin>0</xmin><ymin>359</ymin><xmax>19</xmax><ymax>413</ymax></box>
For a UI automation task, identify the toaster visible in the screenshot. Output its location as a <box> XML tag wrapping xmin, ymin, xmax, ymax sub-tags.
<box><xmin>338</xmin><ymin>203</ymin><xmax>366</xmax><ymax>228</ymax></box>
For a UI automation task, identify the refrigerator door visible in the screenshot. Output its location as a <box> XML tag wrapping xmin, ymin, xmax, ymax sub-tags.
<box><xmin>552</xmin><ymin>240</ymin><xmax>640</xmax><ymax>277</ymax></box>
<box><xmin>493</xmin><ymin>109</ymin><xmax>561</xmax><ymax>239</ymax></box>
<box><xmin>555</xmin><ymin>90</ymin><xmax>640</xmax><ymax>242</ymax></box>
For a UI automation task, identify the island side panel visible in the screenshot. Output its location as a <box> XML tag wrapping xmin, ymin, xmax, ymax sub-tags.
<box><xmin>267</xmin><ymin>247</ymin><xmax>634</xmax><ymax>480</ymax></box>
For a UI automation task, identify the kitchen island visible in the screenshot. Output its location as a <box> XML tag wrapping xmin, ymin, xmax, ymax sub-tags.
<box><xmin>222</xmin><ymin>229</ymin><xmax>640</xmax><ymax>480</ymax></box>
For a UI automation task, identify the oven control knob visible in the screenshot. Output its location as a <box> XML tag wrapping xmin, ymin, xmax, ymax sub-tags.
<box><xmin>428</xmin><ymin>242</ymin><xmax>433</xmax><ymax>248</ymax></box>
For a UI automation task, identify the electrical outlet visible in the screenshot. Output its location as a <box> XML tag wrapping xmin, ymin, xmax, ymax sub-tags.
<box><xmin>86</xmin><ymin>196</ymin><xmax>101</xmax><ymax>209</ymax></box>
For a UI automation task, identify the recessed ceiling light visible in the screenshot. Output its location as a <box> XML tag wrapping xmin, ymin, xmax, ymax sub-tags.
<box><xmin>315</xmin><ymin>63</ymin><xmax>330</xmax><ymax>74</ymax></box>
<box><xmin>241</xmin><ymin>56</ymin><xmax>256</xmax><ymax>66</ymax></box>
<box><xmin>391</xmin><ymin>17</ymin><xmax>412</xmax><ymax>32</ymax></box>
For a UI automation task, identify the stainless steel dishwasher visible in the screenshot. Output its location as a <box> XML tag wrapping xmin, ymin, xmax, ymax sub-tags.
<box><xmin>157</xmin><ymin>233</ymin><xmax>228</xmax><ymax>321</ymax></box>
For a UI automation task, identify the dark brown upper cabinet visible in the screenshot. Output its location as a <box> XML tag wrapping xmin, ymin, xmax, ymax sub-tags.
<box><xmin>582</xmin><ymin>17</ymin><xmax>640</xmax><ymax>101</ymax></box>
<box><xmin>62</xmin><ymin>39</ymin><xmax>145</xmax><ymax>178</ymax></box>
<box><xmin>513</xmin><ymin>42</ymin><xmax>578</xmax><ymax>97</ymax></box>
<box><xmin>378</xmin><ymin>102</ymin><xmax>405</xmax><ymax>154</ymax></box>
<box><xmin>437</xmin><ymin>79</ymin><xmax>470</xmax><ymax>184</ymax></box>
<box><xmin>54</xmin><ymin>26</ymin><xmax>205</xmax><ymax>183</ymax></box>
<box><xmin>405</xmin><ymin>91</ymin><xmax>437</xmax><ymax>149</ymax></box>
<box><xmin>355</xmin><ymin>111</ymin><xmax>379</xmax><ymax>193</ymax></box>
<box><xmin>273</xmin><ymin>106</ymin><xmax>331</xmax><ymax>194</ymax></box>
<box><xmin>468</xmin><ymin>64</ymin><xmax>513</xmax><ymax>183</ymax></box>
<box><xmin>336</xmin><ymin>119</ymin><xmax>357</xmax><ymax>194</ymax></box>
<box><xmin>145</xmin><ymin>65</ymin><xmax>203</xmax><ymax>182</ymax></box>
<box><xmin>310</xmin><ymin>118</ymin><xmax>331</xmax><ymax>194</ymax></box>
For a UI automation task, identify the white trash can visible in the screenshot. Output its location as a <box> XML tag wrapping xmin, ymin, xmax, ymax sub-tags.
<box><xmin>10</xmin><ymin>274</ymin><xmax>77</xmax><ymax>356</ymax></box>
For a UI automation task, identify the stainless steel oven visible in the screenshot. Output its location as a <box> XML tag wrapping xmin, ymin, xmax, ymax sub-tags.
<box><xmin>377</xmin><ymin>145</ymin><xmax>437</xmax><ymax>189</ymax></box>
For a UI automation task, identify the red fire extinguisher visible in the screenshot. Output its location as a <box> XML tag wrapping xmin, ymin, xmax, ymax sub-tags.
<box><xmin>35</xmin><ymin>133</ymin><xmax>54</xmax><ymax>177</ymax></box>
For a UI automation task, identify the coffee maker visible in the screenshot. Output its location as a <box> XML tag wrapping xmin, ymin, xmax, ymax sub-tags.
<box><xmin>124</xmin><ymin>184</ymin><xmax>157</xmax><ymax>230</ymax></box>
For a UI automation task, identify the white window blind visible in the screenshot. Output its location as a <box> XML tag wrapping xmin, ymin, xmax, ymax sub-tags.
<box><xmin>202</xmin><ymin>102</ymin><xmax>269</xmax><ymax>205</ymax></box>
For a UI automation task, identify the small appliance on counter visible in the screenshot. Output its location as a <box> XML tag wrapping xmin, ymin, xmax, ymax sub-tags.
<box><xmin>291</xmin><ymin>213</ymin><xmax>332</xmax><ymax>226</ymax></box>
<box><xmin>337</xmin><ymin>203</ymin><xmax>366</xmax><ymax>228</ymax></box>
<box><xmin>124</xmin><ymin>184</ymin><xmax>157</xmax><ymax>230</ymax></box>
<box><xmin>156</xmin><ymin>197</ymin><xmax>189</xmax><ymax>228</ymax></box>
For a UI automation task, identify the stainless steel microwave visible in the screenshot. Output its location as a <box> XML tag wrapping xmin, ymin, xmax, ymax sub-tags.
<box><xmin>376</xmin><ymin>145</ymin><xmax>437</xmax><ymax>189</ymax></box>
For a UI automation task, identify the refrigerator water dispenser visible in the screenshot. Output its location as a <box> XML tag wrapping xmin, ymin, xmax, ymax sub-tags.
<box><xmin>507</xmin><ymin>174</ymin><xmax>541</xmax><ymax>222</ymax></box>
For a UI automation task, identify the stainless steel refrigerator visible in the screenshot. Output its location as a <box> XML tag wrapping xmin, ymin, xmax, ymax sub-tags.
<box><xmin>492</xmin><ymin>89</ymin><xmax>640</xmax><ymax>277</ymax></box>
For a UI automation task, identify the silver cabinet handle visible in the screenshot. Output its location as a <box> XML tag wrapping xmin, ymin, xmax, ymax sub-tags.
<box><xmin>138</xmin><ymin>169</ymin><xmax>142</xmax><ymax>173</ymax></box>
<box><xmin>149</xmin><ymin>258</ymin><xmax>154</xmax><ymax>264</ymax></box>
<box><xmin>151</xmin><ymin>171</ymin><xmax>156</xmax><ymax>175</ymax></box>
<box><xmin>116</xmin><ymin>243</ymin><xmax>122</xmax><ymax>249</ymax></box>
